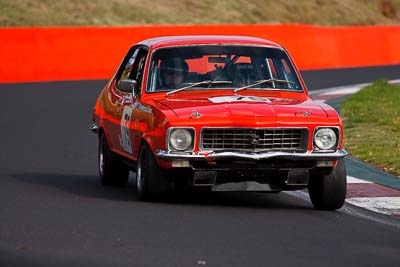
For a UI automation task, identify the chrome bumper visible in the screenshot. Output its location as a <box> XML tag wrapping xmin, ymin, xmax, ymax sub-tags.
<box><xmin>156</xmin><ymin>149</ymin><xmax>348</xmax><ymax>161</ymax></box>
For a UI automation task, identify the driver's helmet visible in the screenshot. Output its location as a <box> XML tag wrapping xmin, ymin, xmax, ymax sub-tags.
<box><xmin>159</xmin><ymin>58</ymin><xmax>189</xmax><ymax>88</ymax></box>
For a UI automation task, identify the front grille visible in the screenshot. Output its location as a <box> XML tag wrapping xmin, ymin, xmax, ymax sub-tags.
<box><xmin>200</xmin><ymin>128</ymin><xmax>308</xmax><ymax>152</ymax></box>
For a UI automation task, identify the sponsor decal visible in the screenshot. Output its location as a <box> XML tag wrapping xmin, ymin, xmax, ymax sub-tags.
<box><xmin>208</xmin><ymin>96</ymin><xmax>271</xmax><ymax>103</ymax></box>
<box><xmin>133</xmin><ymin>102</ymin><xmax>152</xmax><ymax>113</ymax></box>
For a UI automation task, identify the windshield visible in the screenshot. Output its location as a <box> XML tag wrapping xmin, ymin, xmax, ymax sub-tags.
<box><xmin>146</xmin><ymin>45</ymin><xmax>303</xmax><ymax>93</ymax></box>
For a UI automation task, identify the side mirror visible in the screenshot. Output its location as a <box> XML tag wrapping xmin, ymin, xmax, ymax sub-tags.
<box><xmin>119</xmin><ymin>79</ymin><xmax>137</xmax><ymax>94</ymax></box>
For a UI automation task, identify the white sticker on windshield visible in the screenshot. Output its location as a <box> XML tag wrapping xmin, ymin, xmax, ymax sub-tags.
<box><xmin>208</xmin><ymin>96</ymin><xmax>271</xmax><ymax>103</ymax></box>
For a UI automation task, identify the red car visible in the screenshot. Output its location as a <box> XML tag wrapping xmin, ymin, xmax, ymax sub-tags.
<box><xmin>91</xmin><ymin>35</ymin><xmax>348</xmax><ymax>210</ymax></box>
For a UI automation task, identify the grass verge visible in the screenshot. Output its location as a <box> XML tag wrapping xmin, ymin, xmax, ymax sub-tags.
<box><xmin>0</xmin><ymin>0</ymin><xmax>399</xmax><ymax>27</ymax></box>
<box><xmin>341</xmin><ymin>80</ymin><xmax>400</xmax><ymax>177</ymax></box>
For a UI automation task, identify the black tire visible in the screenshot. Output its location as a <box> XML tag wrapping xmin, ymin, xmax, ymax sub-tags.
<box><xmin>308</xmin><ymin>159</ymin><xmax>347</xmax><ymax>210</ymax></box>
<box><xmin>98</xmin><ymin>133</ymin><xmax>129</xmax><ymax>187</ymax></box>
<box><xmin>136</xmin><ymin>143</ymin><xmax>170</xmax><ymax>201</ymax></box>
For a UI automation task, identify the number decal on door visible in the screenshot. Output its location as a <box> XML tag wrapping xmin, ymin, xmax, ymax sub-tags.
<box><xmin>119</xmin><ymin>106</ymin><xmax>133</xmax><ymax>154</ymax></box>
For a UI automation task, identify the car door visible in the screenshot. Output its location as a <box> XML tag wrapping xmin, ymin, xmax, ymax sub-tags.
<box><xmin>106</xmin><ymin>46</ymin><xmax>148</xmax><ymax>158</ymax></box>
<box><xmin>120</xmin><ymin>48</ymin><xmax>150</xmax><ymax>160</ymax></box>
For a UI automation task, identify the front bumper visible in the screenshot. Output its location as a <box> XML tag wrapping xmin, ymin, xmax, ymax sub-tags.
<box><xmin>90</xmin><ymin>123</ymin><xmax>99</xmax><ymax>134</ymax></box>
<box><xmin>156</xmin><ymin>149</ymin><xmax>348</xmax><ymax>161</ymax></box>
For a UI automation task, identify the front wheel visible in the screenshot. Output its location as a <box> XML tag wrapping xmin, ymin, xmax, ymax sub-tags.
<box><xmin>308</xmin><ymin>159</ymin><xmax>347</xmax><ymax>210</ymax></box>
<box><xmin>136</xmin><ymin>143</ymin><xmax>170</xmax><ymax>200</ymax></box>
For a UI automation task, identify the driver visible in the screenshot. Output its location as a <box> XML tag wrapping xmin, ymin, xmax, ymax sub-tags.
<box><xmin>160</xmin><ymin>58</ymin><xmax>189</xmax><ymax>89</ymax></box>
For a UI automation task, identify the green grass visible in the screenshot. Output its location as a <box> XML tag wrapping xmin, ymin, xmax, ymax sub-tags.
<box><xmin>0</xmin><ymin>0</ymin><xmax>400</xmax><ymax>27</ymax></box>
<box><xmin>341</xmin><ymin>80</ymin><xmax>400</xmax><ymax>177</ymax></box>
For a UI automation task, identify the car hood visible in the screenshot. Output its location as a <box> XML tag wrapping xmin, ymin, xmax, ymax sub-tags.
<box><xmin>153</xmin><ymin>95</ymin><xmax>329</xmax><ymax>119</ymax></box>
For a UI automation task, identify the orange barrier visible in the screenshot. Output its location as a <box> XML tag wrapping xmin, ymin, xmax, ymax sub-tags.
<box><xmin>0</xmin><ymin>24</ymin><xmax>399</xmax><ymax>83</ymax></box>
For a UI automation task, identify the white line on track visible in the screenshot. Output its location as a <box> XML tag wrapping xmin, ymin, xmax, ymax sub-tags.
<box><xmin>346</xmin><ymin>197</ymin><xmax>400</xmax><ymax>216</ymax></box>
<box><xmin>347</xmin><ymin>176</ymin><xmax>372</xmax><ymax>184</ymax></box>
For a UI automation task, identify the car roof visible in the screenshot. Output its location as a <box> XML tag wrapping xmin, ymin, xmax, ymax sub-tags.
<box><xmin>138</xmin><ymin>35</ymin><xmax>282</xmax><ymax>49</ymax></box>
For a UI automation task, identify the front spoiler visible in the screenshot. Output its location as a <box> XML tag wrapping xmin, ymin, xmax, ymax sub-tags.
<box><xmin>156</xmin><ymin>149</ymin><xmax>348</xmax><ymax>161</ymax></box>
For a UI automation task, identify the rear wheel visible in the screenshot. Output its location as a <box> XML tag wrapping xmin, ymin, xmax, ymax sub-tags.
<box><xmin>98</xmin><ymin>133</ymin><xmax>129</xmax><ymax>187</ymax></box>
<box><xmin>308</xmin><ymin>159</ymin><xmax>347</xmax><ymax>210</ymax></box>
<box><xmin>136</xmin><ymin>143</ymin><xmax>170</xmax><ymax>200</ymax></box>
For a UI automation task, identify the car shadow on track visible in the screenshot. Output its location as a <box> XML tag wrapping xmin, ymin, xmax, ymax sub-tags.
<box><xmin>11</xmin><ymin>172</ymin><xmax>313</xmax><ymax>210</ymax></box>
<box><xmin>160</xmin><ymin>190</ymin><xmax>313</xmax><ymax>210</ymax></box>
<box><xmin>12</xmin><ymin>172</ymin><xmax>137</xmax><ymax>202</ymax></box>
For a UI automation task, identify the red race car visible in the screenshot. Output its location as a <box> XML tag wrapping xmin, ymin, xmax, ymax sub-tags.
<box><xmin>91</xmin><ymin>35</ymin><xmax>348</xmax><ymax>210</ymax></box>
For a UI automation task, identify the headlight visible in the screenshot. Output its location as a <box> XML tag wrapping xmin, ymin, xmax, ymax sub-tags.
<box><xmin>169</xmin><ymin>128</ymin><xmax>194</xmax><ymax>151</ymax></box>
<box><xmin>314</xmin><ymin>128</ymin><xmax>337</xmax><ymax>150</ymax></box>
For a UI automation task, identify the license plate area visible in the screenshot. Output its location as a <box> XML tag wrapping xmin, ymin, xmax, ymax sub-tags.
<box><xmin>193</xmin><ymin>171</ymin><xmax>217</xmax><ymax>186</ymax></box>
<box><xmin>286</xmin><ymin>169</ymin><xmax>309</xmax><ymax>185</ymax></box>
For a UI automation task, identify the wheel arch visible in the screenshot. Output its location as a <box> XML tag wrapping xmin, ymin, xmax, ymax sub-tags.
<box><xmin>97</xmin><ymin>126</ymin><xmax>113</xmax><ymax>152</ymax></box>
<box><xmin>139</xmin><ymin>135</ymin><xmax>172</xmax><ymax>169</ymax></box>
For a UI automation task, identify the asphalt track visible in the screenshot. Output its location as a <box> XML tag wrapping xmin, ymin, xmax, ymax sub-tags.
<box><xmin>1</xmin><ymin>66</ymin><xmax>400</xmax><ymax>267</ymax></box>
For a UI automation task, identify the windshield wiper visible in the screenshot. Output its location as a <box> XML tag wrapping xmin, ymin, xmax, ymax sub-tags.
<box><xmin>166</xmin><ymin>80</ymin><xmax>232</xmax><ymax>96</ymax></box>
<box><xmin>233</xmin><ymin>79</ymin><xmax>295</xmax><ymax>93</ymax></box>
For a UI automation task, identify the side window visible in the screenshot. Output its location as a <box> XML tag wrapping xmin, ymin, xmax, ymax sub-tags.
<box><xmin>120</xmin><ymin>49</ymin><xmax>139</xmax><ymax>82</ymax></box>
<box><xmin>129</xmin><ymin>49</ymin><xmax>148</xmax><ymax>92</ymax></box>
<box><xmin>116</xmin><ymin>47</ymin><xmax>148</xmax><ymax>93</ymax></box>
